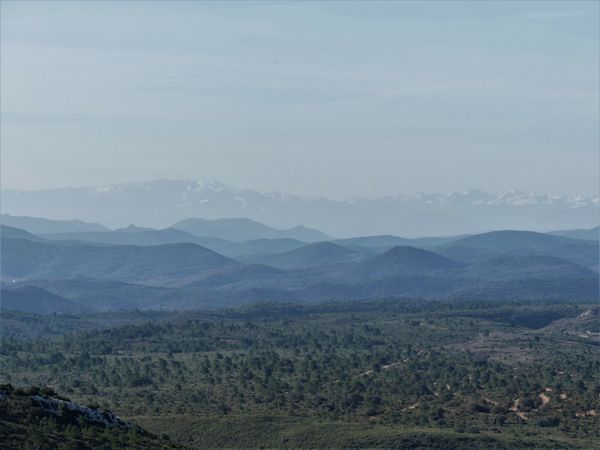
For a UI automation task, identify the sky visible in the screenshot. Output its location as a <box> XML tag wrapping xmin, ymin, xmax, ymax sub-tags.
<box><xmin>1</xmin><ymin>1</ymin><xmax>599</xmax><ymax>199</ymax></box>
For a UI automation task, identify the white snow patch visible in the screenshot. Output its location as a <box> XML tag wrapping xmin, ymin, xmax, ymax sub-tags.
<box><xmin>234</xmin><ymin>196</ymin><xmax>248</xmax><ymax>208</ymax></box>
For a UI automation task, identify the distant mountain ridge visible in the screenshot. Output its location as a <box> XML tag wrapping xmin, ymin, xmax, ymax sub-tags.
<box><xmin>1</xmin><ymin>237</ymin><xmax>237</xmax><ymax>286</ymax></box>
<box><xmin>1</xmin><ymin>225</ymin><xmax>597</xmax><ymax>313</ymax></box>
<box><xmin>437</xmin><ymin>230</ymin><xmax>599</xmax><ymax>266</ymax></box>
<box><xmin>2</xmin><ymin>180</ymin><xmax>597</xmax><ymax>236</ymax></box>
<box><xmin>0</xmin><ymin>286</ymin><xmax>88</xmax><ymax>314</ymax></box>
<box><xmin>459</xmin><ymin>255</ymin><xmax>598</xmax><ymax>280</ymax></box>
<box><xmin>4</xmin><ymin>213</ymin><xmax>329</xmax><ymax>245</ymax></box>
<box><xmin>40</xmin><ymin>227</ymin><xmax>228</xmax><ymax>249</ymax></box>
<box><xmin>172</xmin><ymin>217</ymin><xmax>329</xmax><ymax>242</ymax></box>
<box><xmin>349</xmin><ymin>246</ymin><xmax>463</xmax><ymax>278</ymax></box>
<box><xmin>261</xmin><ymin>241</ymin><xmax>366</xmax><ymax>269</ymax></box>
<box><xmin>1</xmin><ymin>225</ymin><xmax>48</xmax><ymax>242</ymax></box>
<box><xmin>549</xmin><ymin>226</ymin><xmax>599</xmax><ymax>241</ymax></box>
<box><xmin>0</xmin><ymin>213</ymin><xmax>109</xmax><ymax>233</ymax></box>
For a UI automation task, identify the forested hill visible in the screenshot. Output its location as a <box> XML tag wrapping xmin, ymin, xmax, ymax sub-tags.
<box><xmin>1</xmin><ymin>300</ymin><xmax>598</xmax><ymax>449</ymax></box>
<box><xmin>0</xmin><ymin>384</ymin><xmax>177</xmax><ymax>449</ymax></box>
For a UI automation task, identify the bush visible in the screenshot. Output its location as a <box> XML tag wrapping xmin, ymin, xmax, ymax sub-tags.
<box><xmin>470</xmin><ymin>403</ymin><xmax>491</xmax><ymax>413</ymax></box>
<box><xmin>537</xmin><ymin>417</ymin><xmax>560</xmax><ymax>428</ymax></box>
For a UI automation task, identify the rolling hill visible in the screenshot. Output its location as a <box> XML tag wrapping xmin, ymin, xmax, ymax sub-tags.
<box><xmin>41</xmin><ymin>227</ymin><xmax>234</xmax><ymax>250</ymax></box>
<box><xmin>348</xmin><ymin>246</ymin><xmax>463</xmax><ymax>279</ymax></box>
<box><xmin>172</xmin><ymin>217</ymin><xmax>329</xmax><ymax>242</ymax></box>
<box><xmin>1</xmin><ymin>224</ymin><xmax>597</xmax><ymax>310</ymax></box>
<box><xmin>546</xmin><ymin>306</ymin><xmax>600</xmax><ymax>337</ymax></box>
<box><xmin>5</xmin><ymin>276</ymin><xmax>187</xmax><ymax>311</ymax></box>
<box><xmin>442</xmin><ymin>230</ymin><xmax>573</xmax><ymax>252</ymax></box>
<box><xmin>0</xmin><ymin>213</ymin><xmax>109</xmax><ymax>234</ymax></box>
<box><xmin>41</xmin><ymin>229</ymin><xmax>308</xmax><ymax>260</ymax></box>
<box><xmin>0</xmin><ymin>286</ymin><xmax>89</xmax><ymax>314</ymax></box>
<box><xmin>0</xmin><ymin>385</ymin><xmax>175</xmax><ymax>449</ymax></box>
<box><xmin>1</xmin><ymin>225</ymin><xmax>48</xmax><ymax>242</ymax></box>
<box><xmin>261</xmin><ymin>242</ymin><xmax>366</xmax><ymax>269</ymax></box>
<box><xmin>539</xmin><ymin>241</ymin><xmax>600</xmax><ymax>268</ymax></box>
<box><xmin>445</xmin><ymin>278</ymin><xmax>599</xmax><ymax>302</ymax></box>
<box><xmin>460</xmin><ymin>255</ymin><xmax>598</xmax><ymax>281</ymax></box>
<box><xmin>335</xmin><ymin>234</ymin><xmax>463</xmax><ymax>250</ymax></box>
<box><xmin>549</xmin><ymin>226</ymin><xmax>599</xmax><ymax>241</ymax></box>
<box><xmin>436</xmin><ymin>230</ymin><xmax>598</xmax><ymax>265</ymax></box>
<box><xmin>1</xmin><ymin>237</ymin><xmax>238</xmax><ymax>286</ymax></box>
<box><xmin>226</xmin><ymin>238</ymin><xmax>307</xmax><ymax>258</ymax></box>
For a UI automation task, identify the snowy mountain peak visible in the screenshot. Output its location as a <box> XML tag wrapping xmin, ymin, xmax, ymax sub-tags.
<box><xmin>1</xmin><ymin>180</ymin><xmax>597</xmax><ymax>237</ymax></box>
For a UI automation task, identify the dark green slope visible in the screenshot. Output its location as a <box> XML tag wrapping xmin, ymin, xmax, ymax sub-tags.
<box><xmin>172</xmin><ymin>217</ymin><xmax>329</xmax><ymax>242</ymax></box>
<box><xmin>549</xmin><ymin>226</ymin><xmax>599</xmax><ymax>241</ymax></box>
<box><xmin>460</xmin><ymin>255</ymin><xmax>597</xmax><ymax>280</ymax></box>
<box><xmin>437</xmin><ymin>230</ymin><xmax>598</xmax><ymax>265</ymax></box>
<box><xmin>0</xmin><ymin>225</ymin><xmax>47</xmax><ymax>242</ymax></box>
<box><xmin>0</xmin><ymin>385</ymin><xmax>178</xmax><ymax>449</ymax></box>
<box><xmin>349</xmin><ymin>246</ymin><xmax>463</xmax><ymax>278</ymax></box>
<box><xmin>0</xmin><ymin>213</ymin><xmax>109</xmax><ymax>234</ymax></box>
<box><xmin>335</xmin><ymin>234</ymin><xmax>464</xmax><ymax>250</ymax></box>
<box><xmin>0</xmin><ymin>286</ymin><xmax>89</xmax><ymax>314</ymax></box>
<box><xmin>263</xmin><ymin>241</ymin><xmax>366</xmax><ymax>269</ymax></box>
<box><xmin>40</xmin><ymin>227</ymin><xmax>231</xmax><ymax>249</ymax></box>
<box><xmin>1</xmin><ymin>238</ymin><xmax>238</xmax><ymax>285</ymax></box>
<box><xmin>228</xmin><ymin>238</ymin><xmax>307</xmax><ymax>257</ymax></box>
<box><xmin>6</xmin><ymin>277</ymin><xmax>187</xmax><ymax>312</ymax></box>
<box><xmin>445</xmin><ymin>230</ymin><xmax>574</xmax><ymax>251</ymax></box>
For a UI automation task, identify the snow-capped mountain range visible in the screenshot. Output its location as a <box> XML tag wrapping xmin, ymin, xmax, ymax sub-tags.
<box><xmin>1</xmin><ymin>180</ymin><xmax>598</xmax><ymax>237</ymax></box>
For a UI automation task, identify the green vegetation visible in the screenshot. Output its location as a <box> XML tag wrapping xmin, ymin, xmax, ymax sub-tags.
<box><xmin>0</xmin><ymin>384</ymin><xmax>174</xmax><ymax>449</ymax></box>
<box><xmin>1</xmin><ymin>299</ymin><xmax>598</xmax><ymax>448</ymax></box>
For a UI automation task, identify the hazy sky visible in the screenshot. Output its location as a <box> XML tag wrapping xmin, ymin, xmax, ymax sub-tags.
<box><xmin>1</xmin><ymin>1</ymin><xmax>598</xmax><ymax>199</ymax></box>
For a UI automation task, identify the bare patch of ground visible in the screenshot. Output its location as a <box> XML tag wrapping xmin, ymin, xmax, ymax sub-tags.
<box><xmin>509</xmin><ymin>398</ymin><xmax>529</xmax><ymax>421</ymax></box>
<box><xmin>444</xmin><ymin>332</ymin><xmax>538</xmax><ymax>365</ymax></box>
<box><xmin>402</xmin><ymin>402</ymin><xmax>420</xmax><ymax>412</ymax></box>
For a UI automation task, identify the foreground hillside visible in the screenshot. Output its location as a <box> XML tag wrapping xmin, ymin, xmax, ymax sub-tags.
<box><xmin>0</xmin><ymin>384</ymin><xmax>175</xmax><ymax>449</ymax></box>
<box><xmin>1</xmin><ymin>300</ymin><xmax>598</xmax><ymax>449</ymax></box>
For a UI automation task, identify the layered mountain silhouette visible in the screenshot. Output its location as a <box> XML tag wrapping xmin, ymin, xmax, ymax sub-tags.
<box><xmin>0</xmin><ymin>213</ymin><xmax>108</xmax><ymax>233</ymax></box>
<box><xmin>549</xmin><ymin>226</ymin><xmax>599</xmax><ymax>241</ymax></box>
<box><xmin>1</xmin><ymin>225</ymin><xmax>48</xmax><ymax>242</ymax></box>
<box><xmin>260</xmin><ymin>242</ymin><xmax>366</xmax><ymax>269</ymax></box>
<box><xmin>460</xmin><ymin>255</ymin><xmax>597</xmax><ymax>280</ymax></box>
<box><xmin>1</xmin><ymin>223</ymin><xmax>597</xmax><ymax>314</ymax></box>
<box><xmin>437</xmin><ymin>230</ymin><xmax>598</xmax><ymax>265</ymax></box>
<box><xmin>172</xmin><ymin>217</ymin><xmax>329</xmax><ymax>242</ymax></box>
<box><xmin>39</xmin><ymin>228</ymin><xmax>310</xmax><ymax>260</ymax></box>
<box><xmin>1</xmin><ymin>237</ymin><xmax>237</xmax><ymax>286</ymax></box>
<box><xmin>1</xmin><ymin>286</ymin><xmax>89</xmax><ymax>314</ymax></box>
<box><xmin>334</xmin><ymin>235</ymin><xmax>462</xmax><ymax>252</ymax></box>
<box><xmin>40</xmin><ymin>227</ymin><xmax>231</xmax><ymax>249</ymax></box>
<box><xmin>349</xmin><ymin>246</ymin><xmax>463</xmax><ymax>278</ymax></box>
